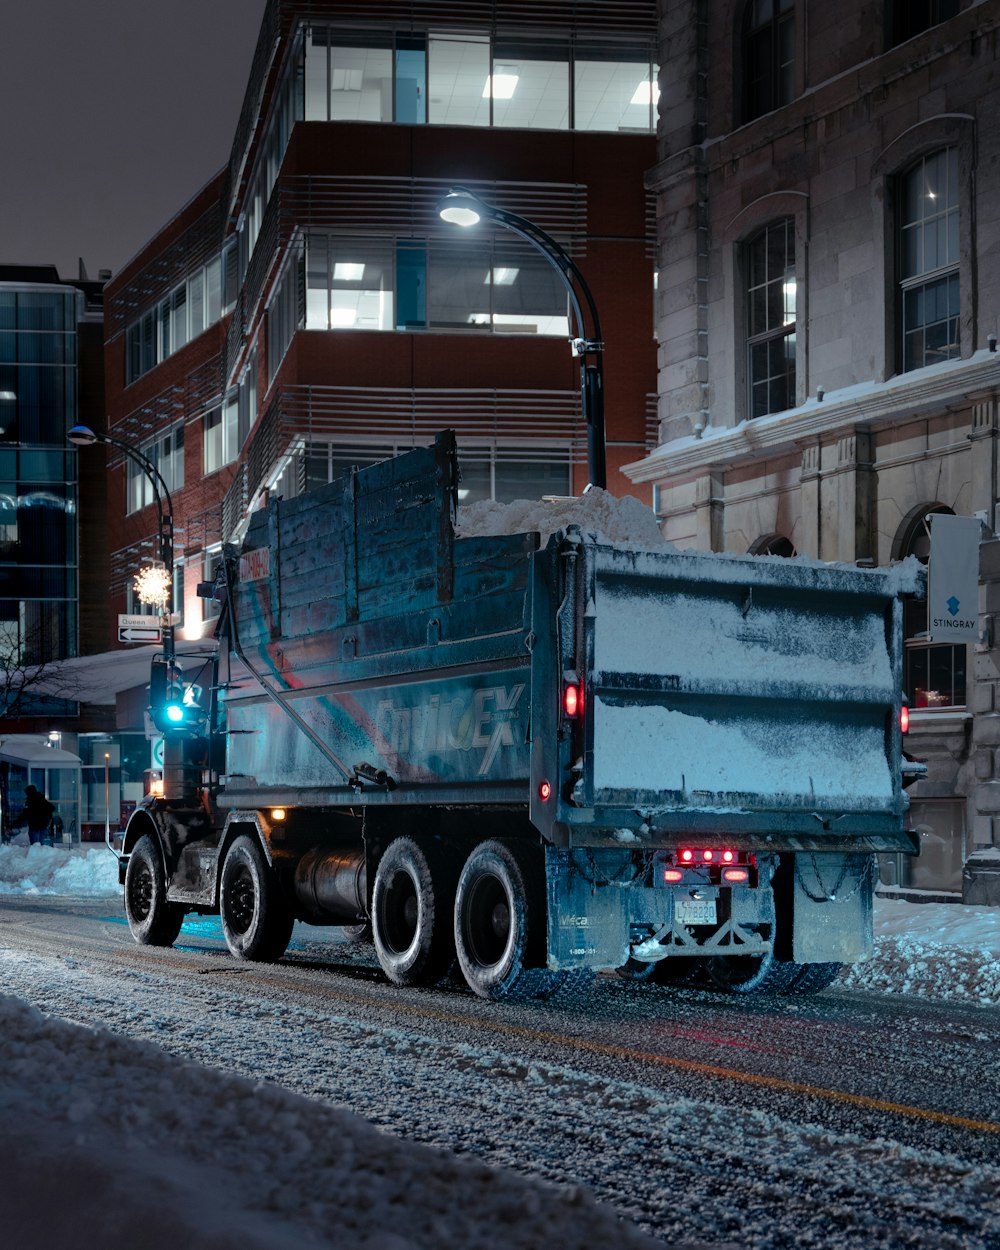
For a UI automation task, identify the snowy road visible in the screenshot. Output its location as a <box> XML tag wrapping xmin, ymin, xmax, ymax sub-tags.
<box><xmin>2</xmin><ymin>893</ymin><xmax>998</xmax><ymax>1249</ymax></box>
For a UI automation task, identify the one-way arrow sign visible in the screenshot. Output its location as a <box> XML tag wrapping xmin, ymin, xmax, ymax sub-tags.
<box><xmin>118</xmin><ymin>613</ymin><xmax>162</xmax><ymax>644</ymax></box>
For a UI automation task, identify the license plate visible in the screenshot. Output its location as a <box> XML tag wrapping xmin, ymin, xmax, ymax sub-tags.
<box><xmin>675</xmin><ymin>898</ymin><xmax>717</xmax><ymax>926</ymax></box>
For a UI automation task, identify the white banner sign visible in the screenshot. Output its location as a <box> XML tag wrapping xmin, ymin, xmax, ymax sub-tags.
<box><xmin>928</xmin><ymin>514</ymin><xmax>981</xmax><ymax>644</ymax></box>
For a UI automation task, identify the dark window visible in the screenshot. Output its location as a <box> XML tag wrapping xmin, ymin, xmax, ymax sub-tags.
<box><xmin>745</xmin><ymin>219</ymin><xmax>796</xmax><ymax>419</ymax></box>
<box><xmin>743</xmin><ymin>0</ymin><xmax>795</xmax><ymax>122</ymax></box>
<box><xmin>899</xmin><ymin>148</ymin><xmax>960</xmax><ymax>372</ymax></box>
<box><xmin>891</xmin><ymin>0</ymin><xmax>960</xmax><ymax>46</ymax></box>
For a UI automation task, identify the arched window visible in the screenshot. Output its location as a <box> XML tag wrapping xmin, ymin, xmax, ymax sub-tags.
<box><xmin>894</xmin><ymin>504</ymin><xmax>966</xmax><ymax>708</ymax></box>
<box><xmin>898</xmin><ymin>148</ymin><xmax>960</xmax><ymax>372</ymax></box>
<box><xmin>745</xmin><ymin>218</ymin><xmax>796</xmax><ymax>418</ymax></box>
<box><xmin>749</xmin><ymin>533</ymin><xmax>796</xmax><ymax>557</ymax></box>
<box><xmin>742</xmin><ymin>0</ymin><xmax>795</xmax><ymax>122</ymax></box>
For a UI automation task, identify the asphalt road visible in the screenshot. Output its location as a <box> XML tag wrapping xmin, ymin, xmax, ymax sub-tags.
<box><xmin>2</xmin><ymin>895</ymin><xmax>998</xmax><ymax>1250</ymax></box>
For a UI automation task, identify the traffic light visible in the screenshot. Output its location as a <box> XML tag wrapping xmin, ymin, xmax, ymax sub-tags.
<box><xmin>149</xmin><ymin>659</ymin><xmax>205</xmax><ymax>734</ymax></box>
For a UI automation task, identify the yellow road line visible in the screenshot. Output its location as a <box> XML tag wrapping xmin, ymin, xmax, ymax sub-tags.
<box><xmin>318</xmin><ymin>984</ymin><xmax>1000</xmax><ymax>1137</ymax></box>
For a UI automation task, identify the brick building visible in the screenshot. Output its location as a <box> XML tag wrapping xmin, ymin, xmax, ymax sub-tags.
<box><xmin>99</xmin><ymin>0</ymin><xmax>659</xmax><ymax>668</ymax></box>
<box><xmin>629</xmin><ymin>0</ymin><xmax>1000</xmax><ymax>896</ymax></box>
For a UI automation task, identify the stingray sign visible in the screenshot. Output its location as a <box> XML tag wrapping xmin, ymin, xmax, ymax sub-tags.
<box><xmin>928</xmin><ymin>513</ymin><xmax>981</xmax><ymax>644</ymax></box>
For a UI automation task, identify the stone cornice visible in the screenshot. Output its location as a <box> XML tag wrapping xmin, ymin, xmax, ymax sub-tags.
<box><xmin>626</xmin><ymin>351</ymin><xmax>1000</xmax><ymax>483</ymax></box>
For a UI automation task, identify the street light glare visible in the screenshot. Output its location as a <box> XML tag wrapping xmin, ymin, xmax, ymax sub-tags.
<box><xmin>438</xmin><ymin>191</ymin><xmax>482</xmax><ymax>227</ymax></box>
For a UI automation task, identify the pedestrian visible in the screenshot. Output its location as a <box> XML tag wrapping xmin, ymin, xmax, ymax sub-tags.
<box><xmin>12</xmin><ymin>784</ymin><xmax>55</xmax><ymax>846</ymax></box>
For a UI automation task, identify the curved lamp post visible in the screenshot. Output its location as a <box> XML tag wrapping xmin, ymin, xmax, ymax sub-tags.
<box><xmin>437</xmin><ymin>187</ymin><xmax>607</xmax><ymax>491</ymax></box>
<box><xmin>68</xmin><ymin>424</ymin><xmax>175</xmax><ymax>661</ymax></box>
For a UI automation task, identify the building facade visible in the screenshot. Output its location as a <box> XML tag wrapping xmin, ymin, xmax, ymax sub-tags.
<box><xmin>0</xmin><ymin>263</ymin><xmax>123</xmax><ymax>841</ymax></box>
<box><xmin>100</xmin><ymin>0</ymin><xmax>659</xmax><ymax>670</ymax></box>
<box><xmin>629</xmin><ymin>0</ymin><xmax>1000</xmax><ymax>896</ymax></box>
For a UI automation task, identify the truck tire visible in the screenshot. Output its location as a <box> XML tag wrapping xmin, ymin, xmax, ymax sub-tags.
<box><xmin>371</xmin><ymin>837</ymin><xmax>454</xmax><ymax>986</ymax></box>
<box><xmin>219</xmin><ymin>835</ymin><xmax>294</xmax><ymax>962</ymax></box>
<box><xmin>785</xmin><ymin>961</ymin><xmax>844</xmax><ymax>995</ymax></box>
<box><xmin>454</xmin><ymin>839</ymin><xmax>545</xmax><ymax>1001</ymax></box>
<box><xmin>124</xmin><ymin>834</ymin><xmax>185</xmax><ymax>947</ymax></box>
<box><xmin>617</xmin><ymin>956</ymin><xmax>703</xmax><ymax>986</ymax></box>
<box><xmin>706</xmin><ymin>948</ymin><xmax>799</xmax><ymax>995</ymax></box>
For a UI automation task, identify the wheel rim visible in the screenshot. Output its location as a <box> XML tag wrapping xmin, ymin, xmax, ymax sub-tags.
<box><xmin>379</xmin><ymin>870</ymin><xmax>419</xmax><ymax>955</ymax></box>
<box><xmin>464</xmin><ymin>872</ymin><xmax>511</xmax><ymax>970</ymax></box>
<box><xmin>228</xmin><ymin>864</ymin><xmax>257</xmax><ymax>935</ymax></box>
<box><xmin>128</xmin><ymin>863</ymin><xmax>153</xmax><ymax>922</ymax></box>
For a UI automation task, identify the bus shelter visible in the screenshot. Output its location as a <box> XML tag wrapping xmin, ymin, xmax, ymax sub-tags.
<box><xmin>0</xmin><ymin>736</ymin><xmax>82</xmax><ymax>845</ymax></box>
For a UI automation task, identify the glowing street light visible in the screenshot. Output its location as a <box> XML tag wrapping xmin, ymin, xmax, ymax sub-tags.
<box><xmin>68</xmin><ymin>424</ymin><xmax>175</xmax><ymax>660</ymax></box>
<box><xmin>438</xmin><ymin>187</ymin><xmax>607</xmax><ymax>491</ymax></box>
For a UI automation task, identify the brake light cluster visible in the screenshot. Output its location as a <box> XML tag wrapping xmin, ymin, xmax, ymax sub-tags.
<box><xmin>564</xmin><ymin>682</ymin><xmax>582</xmax><ymax>718</ymax></box>
<box><xmin>665</xmin><ymin>849</ymin><xmax>753</xmax><ymax>886</ymax></box>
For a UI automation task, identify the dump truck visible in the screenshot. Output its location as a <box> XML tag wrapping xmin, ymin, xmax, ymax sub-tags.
<box><xmin>119</xmin><ymin>432</ymin><xmax>924</xmax><ymax>1000</ymax></box>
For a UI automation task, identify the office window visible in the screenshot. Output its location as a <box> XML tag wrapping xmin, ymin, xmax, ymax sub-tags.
<box><xmin>490</xmin><ymin>40</ymin><xmax>569</xmax><ymax>130</ymax></box>
<box><xmin>899</xmin><ymin>148</ymin><xmax>960</xmax><ymax>373</ymax></box>
<box><xmin>203</xmin><ymin>403</ymin><xmax>239</xmax><ymax>475</ymax></box>
<box><xmin>745</xmin><ymin>219</ymin><xmax>796</xmax><ymax>418</ymax></box>
<box><xmin>305</xmin><ymin>236</ymin><xmax>395</xmax><ymax>331</ymax></box>
<box><xmin>124</xmin><ymin>254</ymin><xmax>228</xmax><ymax>385</ymax></box>
<box><xmin>428</xmin><ymin>239</ymin><xmax>568</xmax><ymax>335</ymax></box>
<box><xmin>573</xmin><ymin>46</ymin><xmax>658</xmax><ymax>132</ymax></box>
<box><xmin>428</xmin><ymin>34</ymin><xmax>491</xmax><ymax>126</ymax></box>
<box><xmin>127</xmin><ymin>426</ymin><xmax>183</xmax><ymax>514</ymax></box>
<box><xmin>743</xmin><ymin>0</ymin><xmax>795</xmax><ymax>122</ymax></box>
<box><xmin>305</xmin><ymin>29</ymin><xmax>393</xmax><ymax>122</ymax></box>
<box><xmin>890</xmin><ymin>0</ymin><xmax>960</xmax><ymax>46</ymax></box>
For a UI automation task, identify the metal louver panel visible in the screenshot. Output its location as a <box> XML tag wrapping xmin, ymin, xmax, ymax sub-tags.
<box><xmin>274</xmin><ymin>0</ymin><xmax>656</xmax><ymax>36</ymax></box>
<box><xmin>223</xmin><ymin>383</ymin><xmax>585</xmax><ymax>540</ymax></box>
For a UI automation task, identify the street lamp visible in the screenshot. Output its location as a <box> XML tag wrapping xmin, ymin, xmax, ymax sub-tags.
<box><xmin>68</xmin><ymin>424</ymin><xmax>175</xmax><ymax>660</ymax></box>
<box><xmin>437</xmin><ymin>187</ymin><xmax>607</xmax><ymax>491</ymax></box>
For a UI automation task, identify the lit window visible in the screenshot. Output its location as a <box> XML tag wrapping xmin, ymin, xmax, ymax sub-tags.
<box><xmin>745</xmin><ymin>219</ymin><xmax>796</xmax><ymax>419</ymax></box>
<box><xmin>899</xmin><ymin>148</ymin><xmax>960</xmax><ymax>373</ymax></box>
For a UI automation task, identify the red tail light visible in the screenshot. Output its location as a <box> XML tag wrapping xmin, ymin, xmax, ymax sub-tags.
<box><xmin>680</xmin><ymin>849</ymin><xmax>694</xmax><ymax>863</ymax></box>
<box><xmin>664</xmin><ymin>868</ymin><xmax>684</xmax><ymax>883</ymax></box>
<box><xmin>564</xmin><ymin>683</ymin><xmax>581</xmax><ymax>718</ymax></box>
<box><xmin>723</xmin><ymin>868</ymin><xmax>749</xmax><ymax>883</ymax></box>
<box><xmin>722</xmin><ymin>850</ymin><xmax>735</xmax><ymax>863</ymax></box>
<box><xmin>900</xmin><ymin>704</ymin><xmax>910</xmax><ymax>734</ymax></box>
<box><xmin>538</xmin><ymin>780</ymin><xmax>552</xmax><ymax>801</ymax></box>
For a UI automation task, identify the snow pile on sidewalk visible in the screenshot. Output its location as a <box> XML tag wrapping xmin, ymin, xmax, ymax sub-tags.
<box><xmin>844</xmin><ymin>897</ymin><xmax>1000</xmax><ymax>1008</ymax></box>
<box><xmin>0</xmin><ymin>994</ymin><xmax>657</xmax><ymax>1250</ymax></box>
<box><xmin>0</xmin><ymin>842</ymin><xmax>119</xmax><ymax>896</ymax></box>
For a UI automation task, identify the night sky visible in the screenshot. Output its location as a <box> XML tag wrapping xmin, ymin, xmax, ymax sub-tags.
<box><xmin>1</xmin><ymin>0</ymin><xmax>268</xmax><ymax>280</ymax></box>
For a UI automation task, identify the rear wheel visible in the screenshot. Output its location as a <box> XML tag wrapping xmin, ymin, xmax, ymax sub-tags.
<box><xmin>617</xmin><ymin>955</ymin><xmax>704</xmax><ymax>986</ymax></box>
<box><xmin>454</xmin><ymin>839</ymin><xmax>547</xmax><ymax>1001</ymax></box>
<box><xmin>219</xmin><ymin>834</ymin><xmax>294</xmax><ymax>962</ymax></box>
<box><xmin>371</xmin><ymin>837</ymin><xmax>455</xmax><ymax>986</ymax></box>
<box><xmin>706</xmin><ymin>947</ymin><xmax>799</xmax><ymax>995</ymax></box>
<box><xmin>124</xmin><ymin>834</ymin><xmax>185</xmax><ymax>947</ymax></box>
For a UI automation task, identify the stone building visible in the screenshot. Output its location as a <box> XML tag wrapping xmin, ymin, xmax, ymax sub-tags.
<box><xmin>629</xmin><ymin>0</ymin><xmax>1000</xmax><ymax>897</ymax></box>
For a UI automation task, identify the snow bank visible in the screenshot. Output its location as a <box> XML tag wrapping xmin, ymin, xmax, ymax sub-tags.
<box><xmin>0</xmin><ymin>843</ymin><xmax>119</xmax><ymax>896</ymax></box>
<box><xmin>0</xmin><ymin>994</ymin><xmax>658</xmax><ymax>1250</ymax></box>
<box><xmin>456</xmin><ymin>488</ymin><xmax>669</xmax><ymax>548</ymax></box>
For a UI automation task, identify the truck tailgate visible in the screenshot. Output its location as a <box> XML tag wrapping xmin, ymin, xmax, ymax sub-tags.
<box><xmin>580</xmin><ymin>544</ymin><xmax>919</xmax><ymax>842</ymax></box>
